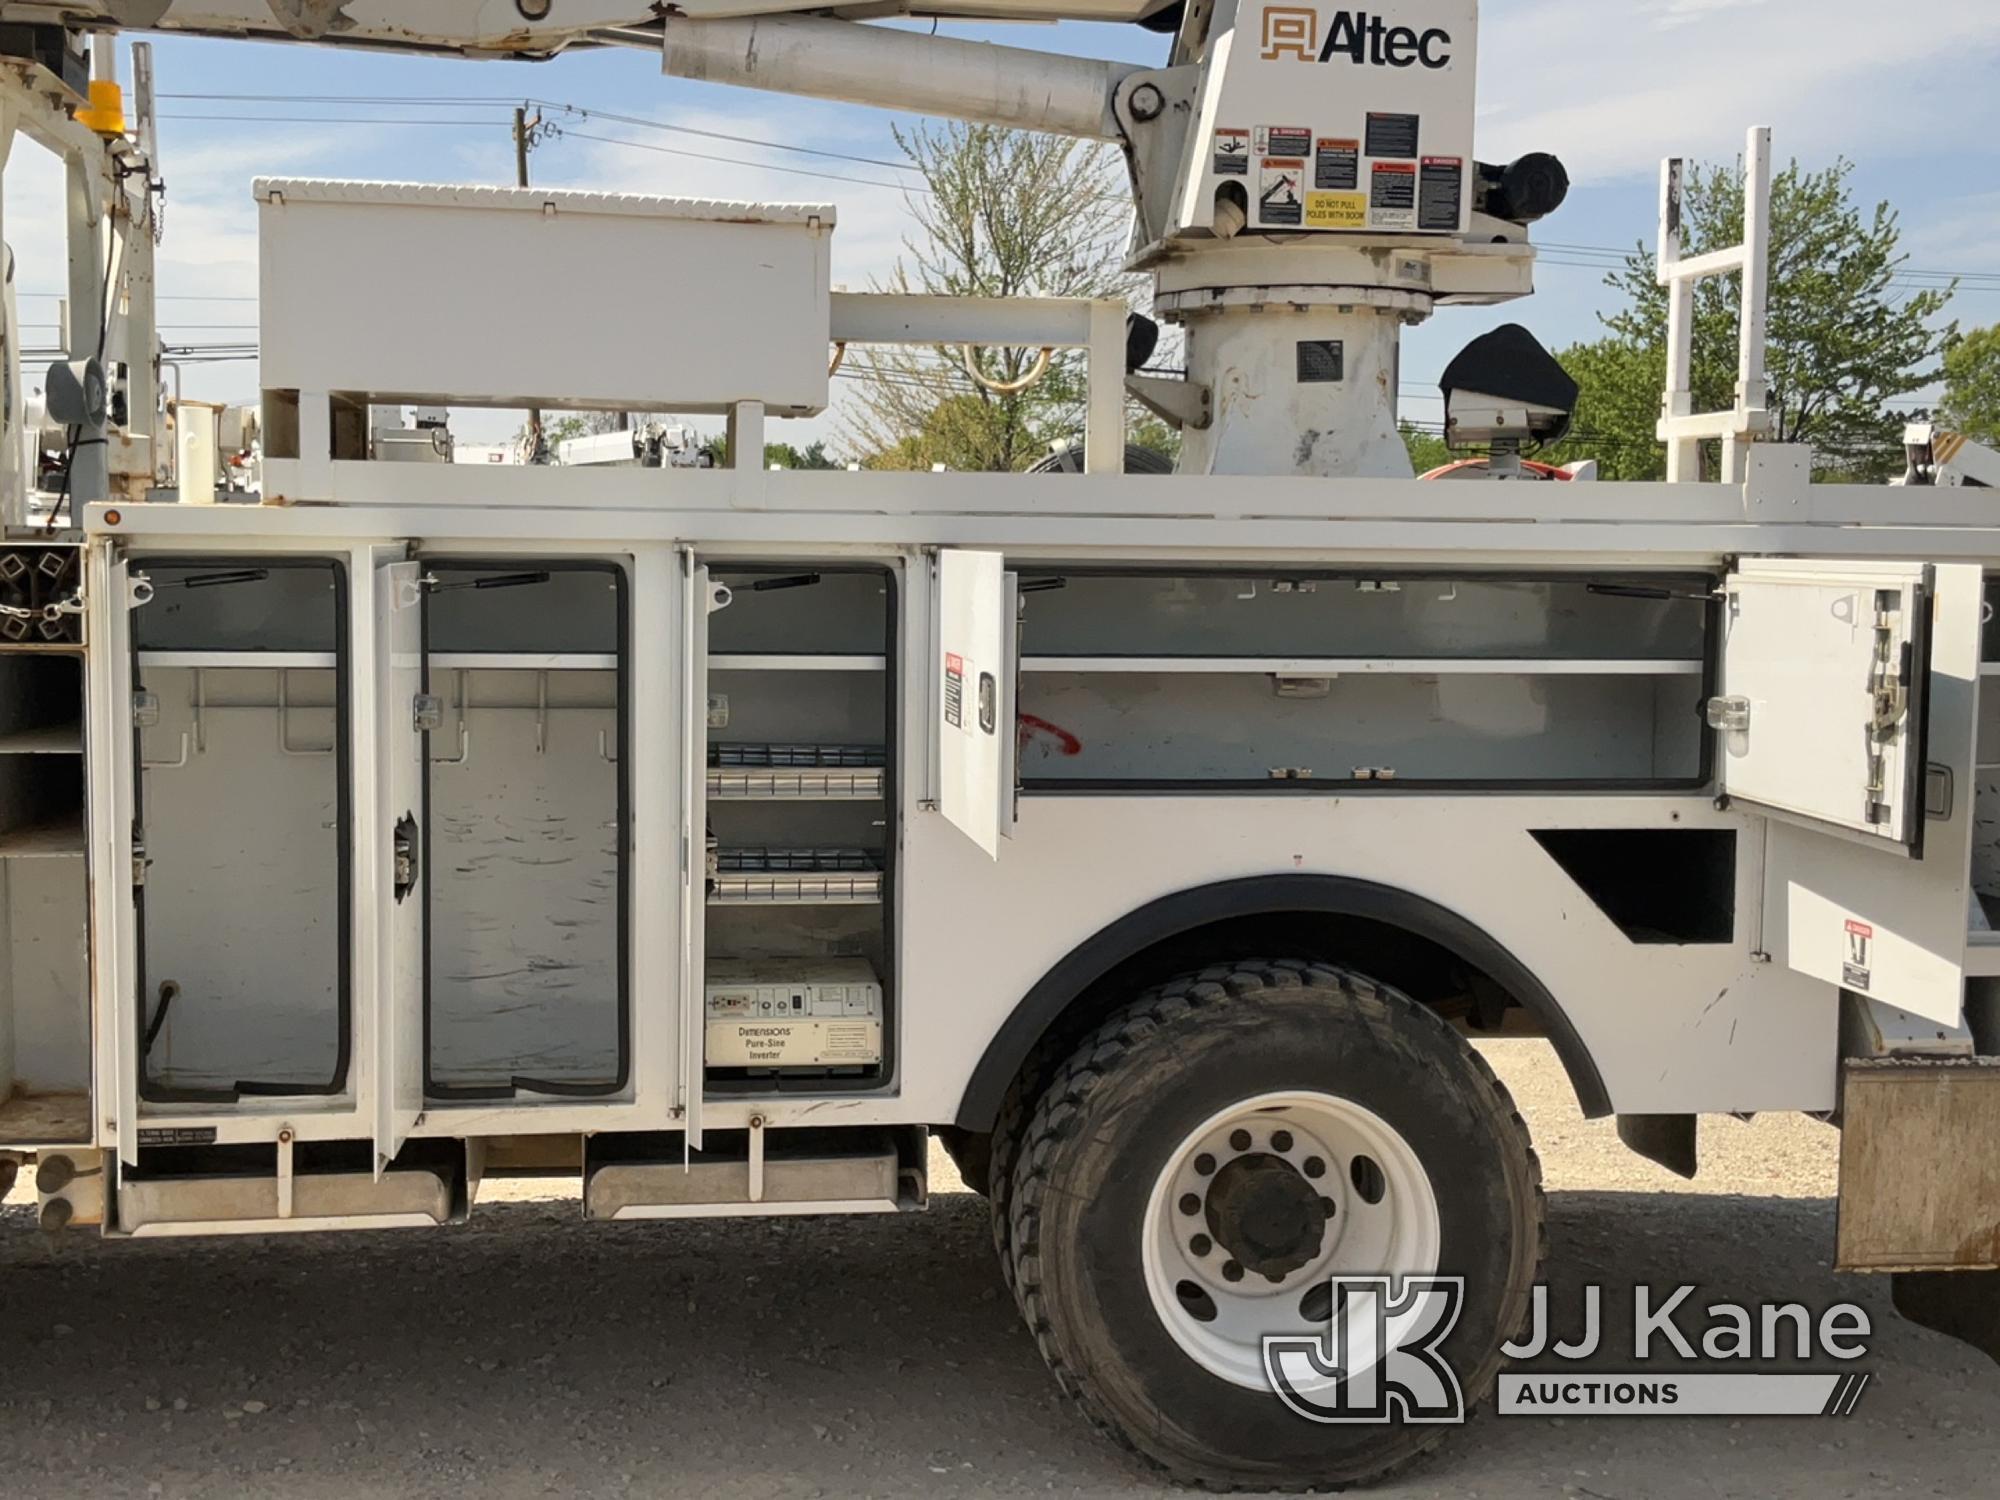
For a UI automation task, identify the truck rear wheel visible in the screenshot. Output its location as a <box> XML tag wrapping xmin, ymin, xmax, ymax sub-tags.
<box><xmin>1006</xmin><ymin>959</ymin><xmax>1542</xmax><ymax>1490</ymax></box>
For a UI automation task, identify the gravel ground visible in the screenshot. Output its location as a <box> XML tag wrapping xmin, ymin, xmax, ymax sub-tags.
<box><xmin>2</xmin><ymin>1039</ymin><xmax>1995</xmax><ymax>1499</ymax></box>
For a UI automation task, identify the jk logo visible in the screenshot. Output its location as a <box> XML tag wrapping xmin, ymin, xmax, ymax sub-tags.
<box><xmin>1263</xmin><ymin>1275</ymin><xmax>1466</xmax><ymax>1423</ymax></box>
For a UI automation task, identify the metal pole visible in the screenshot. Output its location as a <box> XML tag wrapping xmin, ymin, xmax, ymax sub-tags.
<box><xmin>515</xmin><ymin>107</ymin><xmax>541</xmax><ymax>457</ymax></box>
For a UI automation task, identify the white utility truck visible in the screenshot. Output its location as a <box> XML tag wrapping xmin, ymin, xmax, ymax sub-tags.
<box><xmin>1</xmin><ymin>4</ymin><xmax>1997</xmax><ymax>1489</ymax></box>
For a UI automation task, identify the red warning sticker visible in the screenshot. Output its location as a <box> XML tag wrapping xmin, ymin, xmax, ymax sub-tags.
<box><xmin>944</xmin><ymin>652</ymin><xmax>965</xmax><ymax>729</ymax></box>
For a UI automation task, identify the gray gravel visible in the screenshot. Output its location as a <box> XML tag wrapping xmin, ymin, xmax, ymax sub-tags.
<box><xmin>2</xmin><ymin>1041</ymin><xmax>1994</xmax><ymax>1498</ymax></box>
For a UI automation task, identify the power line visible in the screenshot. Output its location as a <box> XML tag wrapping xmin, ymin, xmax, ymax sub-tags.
<box><xmin>161</xmin><ymin>90</ymin><xmax>927</xmax><ymax>174</ymax></box>
<box><xmin>527</xmin><ymin>99</ymin><xmax>920</xmax><ymax>174</ymax></box>
<box><xmin>564</xmin><ymin>129</ymin><xmax>921</xmax><ymax>194</ymax></box>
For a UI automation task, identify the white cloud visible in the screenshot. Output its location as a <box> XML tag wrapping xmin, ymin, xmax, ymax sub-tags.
<box><xmin>1479</xmin><ymin>0</ymin><xmax>2000</xmax><ymax>181</ymax></box>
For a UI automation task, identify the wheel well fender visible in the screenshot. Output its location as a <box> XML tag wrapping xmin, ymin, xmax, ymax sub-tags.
<box><xmin>951</xmin><ymin>873</ymin><xmax>1610</xmax><ymax>1132</ymax></box>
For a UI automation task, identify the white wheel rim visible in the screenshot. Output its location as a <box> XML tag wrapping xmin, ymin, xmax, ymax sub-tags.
<box><xmin>1140</xmin><ymin>1090</ymin><xmax>1442</xmax><ymax>1390</ymax></box>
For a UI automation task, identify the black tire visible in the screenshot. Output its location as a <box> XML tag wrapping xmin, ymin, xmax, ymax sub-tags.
<box><xmin>987</xmin><ymin>1025</ymin><xmax>1067</xmax><ymax>1300</ymax></box>
<box><xmin>1007</xmin><ymin>959</ymin><xmax>1543</xmax><ymax>1491</ymax></box>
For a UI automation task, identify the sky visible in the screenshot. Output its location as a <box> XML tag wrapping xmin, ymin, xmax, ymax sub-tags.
<box><xmin>9</xmin><ymin>0</ymin><xmax>2000</xmax><ymax>452</ymax></box>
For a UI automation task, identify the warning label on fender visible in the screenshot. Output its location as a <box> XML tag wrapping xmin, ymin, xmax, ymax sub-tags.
<box><xmin>1843</xmin><ymin>918</ymin><xmax>1873</xmax><ymax>991</ymax></box>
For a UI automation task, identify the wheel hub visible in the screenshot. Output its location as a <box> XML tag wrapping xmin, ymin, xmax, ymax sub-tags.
<box><xmin>1203</xmin><ymin>1152</ymin><xmax>1328</xmax><ymax>1279</ymax></box>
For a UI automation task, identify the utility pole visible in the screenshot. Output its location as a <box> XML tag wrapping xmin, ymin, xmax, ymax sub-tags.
<box><xmin>515</xmin><ymin>106</ymin><xmax>541</xmax><ymax>458</ymax></box>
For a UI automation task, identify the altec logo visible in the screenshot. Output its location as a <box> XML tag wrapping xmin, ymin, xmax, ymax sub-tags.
<box><xmin>1260</xmin><ymin>8</ymin><xmax>1453</xmax><ymax>67</ymax></box>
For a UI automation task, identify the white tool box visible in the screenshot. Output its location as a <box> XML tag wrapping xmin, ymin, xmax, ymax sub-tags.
<box><xmin>704</xmin><ymin>959</ymin><xmax>884</xmax><ymax>1068</ymax></box>
<box><xmin>255</xmin><ymin>179</ymin><xmax>835</xmax><ymax>414</ymax></box>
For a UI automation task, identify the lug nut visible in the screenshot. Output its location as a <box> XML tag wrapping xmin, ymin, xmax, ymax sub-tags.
<box><xmin>1229</xmin><ymin>1129</ymin><xmax>1252</xmax><ymax>1152</ymax></box>
<box><xmin>1271</xmin><ymin>1130</ymin><xmax>1294</xmax><ymax>1152</ymax></box>
<box><xmin>1178</xmin><ymin>1192</ymin><xmax>1201</xmax><ymax>1216</ymax></box>
<box><xmin>1189</xmin><ymin>1233</ymin><xmax>1212</xmax><ymax>1256</ymax></box>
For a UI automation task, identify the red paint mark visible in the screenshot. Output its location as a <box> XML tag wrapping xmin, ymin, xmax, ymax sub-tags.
<box><xmin>1018</xmin><ymin>712</ymin><xmax>1084</xmax><ymax>757</ymax></box>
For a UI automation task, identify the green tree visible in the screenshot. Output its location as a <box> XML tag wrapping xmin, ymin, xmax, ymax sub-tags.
<box><xmin>1940</xmin><ymin>325</ymin><xmax>2000</xmax><ymax>445</ymax></box>
<box><xmin>699</xmin><ymin>434</ymin><xmax>849</xmax><ymax>469</ymax></box>
<box><xmin>765</xmin><ymin>440</ymin><xmax>843</xmax><ymax>470</ymax></box>
<box><xmin>1400</xmin><ymin>421</ymin><xmax>1453</xmax><ymax>474</ymax></box>
<box><xmin>845</xmin><ymin>122</ymin><xmax>1137</xmax><ymax>472</ymax></box>
<box><xmin>1540</xmin><ymin>156</ymin><xmax>1953</xmax><ymax>482</ymax></box>
<box><xmin>1128</xmin><ymin>413</ymin><xmax>1182</xmax><ymax>466</ymax></box>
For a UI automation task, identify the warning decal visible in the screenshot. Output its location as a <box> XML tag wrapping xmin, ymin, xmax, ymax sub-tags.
<box><xmin>1256</xmin><ymin>124</ymin><xmax>1312</xmax><ymax>158</ymax></box>
<box><xmin>944</xmin><ymin>650</ymin><xmax>965</xmax><ymax>730</ymax></box>
<box><xmin>1313</xmin><ymin>138</ymin><xmax>1359</xmax><ymax>191</ymax></box>
<box><xmin>1364</xmin><ymin>111</ymin><xmax>1420</xmax><ymax>158</ymax></box>
<box><xmin>1305</xmin><ymin>191</ymin><xmax>1367</xmax><ymax>229</ymax></box>
<box><xmin>1843</xmin><ymin>918</ymin><xmax>1873</xmax><ymax>992</ymax></box>
<box><xmin>1259</xmin><ymin>158</ymin><xmax>1305</xmax><ymax>226</ymax></box>
<box><xmin>1213</xmin><ymin>125</ymin><xmax>1249</xmax><ymax>176</ymax></box>
<box><xmin>1370</xmin><ymin>161</ymin><xmax>1417</xmax><ymax>229</ymax></box>
<box><xmin>1418</xmin><ymin>156</ymin><xmax>1463</xmax><ymax>231</ymax></box>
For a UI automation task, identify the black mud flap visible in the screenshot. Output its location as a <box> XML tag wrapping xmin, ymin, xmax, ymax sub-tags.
<box><xmin>1892</xmin><ymin>1271</ymin><xmax>2000</xmax><ymax>1365</ymax></box>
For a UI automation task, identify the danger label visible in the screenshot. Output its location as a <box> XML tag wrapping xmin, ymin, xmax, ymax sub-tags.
<box><xmin>1259</xmin><ymin>158</ymin><xmax>1305</xmax><ymax>226</ymax></box>
<box><xmin>1313</xmin><ymin>138</ymin><xmax>1359</xmax><ymax>190</ymax></box>
<box><xmin>1842</xmin><ymin>918</ymin><xmax>1873</xmax><ymax>992</ymax></box>
<box><xmin>944</xmin><ymin>651</ymin><xmax>965</xmax><ymax>729</ymax></box>
<box><xmin>1256</xmin><ymin>124</ymin><xmax>1312</xmax><ymax>158</ymax></box>
<box><xmin>1212</xmin><ymin>126</ymin><xmax>1249</xmax><ymax>175</ymax></box>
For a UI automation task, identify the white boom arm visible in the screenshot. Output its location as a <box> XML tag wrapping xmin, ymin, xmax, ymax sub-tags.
<box><xmin>658</xmin><ymin>15</ymin><xmax>1136</xmax><ymax>141</ymax></box>
<box><xmin>2</xmin><ymin>1</ymin><xmax>1172</xmax><ymax>55</ymax></box>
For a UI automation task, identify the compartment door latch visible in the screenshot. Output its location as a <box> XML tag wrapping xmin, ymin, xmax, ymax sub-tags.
<box><xmin>392</xmin><ymin>814</ymin><xmax>420</xmax><ymax>902</ymax></box>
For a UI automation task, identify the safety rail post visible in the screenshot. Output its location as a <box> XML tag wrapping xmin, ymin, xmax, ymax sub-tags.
<box><xmin>1656</xmin><ymin>125</ymin><xmax>1772</xmax><ymax>483</ymax></box>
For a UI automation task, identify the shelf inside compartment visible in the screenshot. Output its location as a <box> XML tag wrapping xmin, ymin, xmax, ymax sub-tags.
<box><xmin>709</xmin><ymin>654</ymin><xmax>886</xmax><ymax>672</ymax></box>
<box><xmin>0</xmin><ymin>721</ymin><xmax>82</xmax><ymax>754</ymax></box>
<box><xmin>710</xmin><ymin>847</ymin><xmax>883</xmax><ymax>905</ymax></box>
<box><xmin>708</xmin><ymin>743</ymin><xmax>885</xmax><ymax>801</ymax></box>
<box><xmin>137</xmin><ymin>651</ymin><xmax>338</xmax><ymax>670</ymax></box>
<box><xmin>1019</xmin><ymin>656</ymin><xmax>1706</xmax><ymax>675</ymax></box>
<box><xmin>0</xmin><ymin>1089</ymin><xmax>92</xmax><ymax>1147</ymax></box>
<box><xmin>0</xmin><ymin>812</ymin><xmax>86</xmax><ymax>857</ymax></box>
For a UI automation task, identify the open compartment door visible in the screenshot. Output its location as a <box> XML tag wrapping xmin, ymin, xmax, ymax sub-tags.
<box><xmin>87</xmin><ymin>550</ymin><xmax>141</xmax><ymax>1166</ymax></box>
<box><xmin>679</xmin><ymin>551</ymin><xmax>720</xmax><ymax>1154</ymax></box>
<box><xmin>373</xmin><ymin>559</ymin><xmax>425</xmax><ymax>1173</ymax></box>
<box><xmin>1717</xmin><ymin>560</ymin><xmax>1934</xmax><ymax>850</ymax></box>
<box><xmin>928</xmin><ymin>549</ymin><xmax>1011</xmax><ymax>859</ymax></box>
<box><xmin>1722</xmin><ymin>560</ymin><xmax>1983</xmax><ymax>1024</ymax></box>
